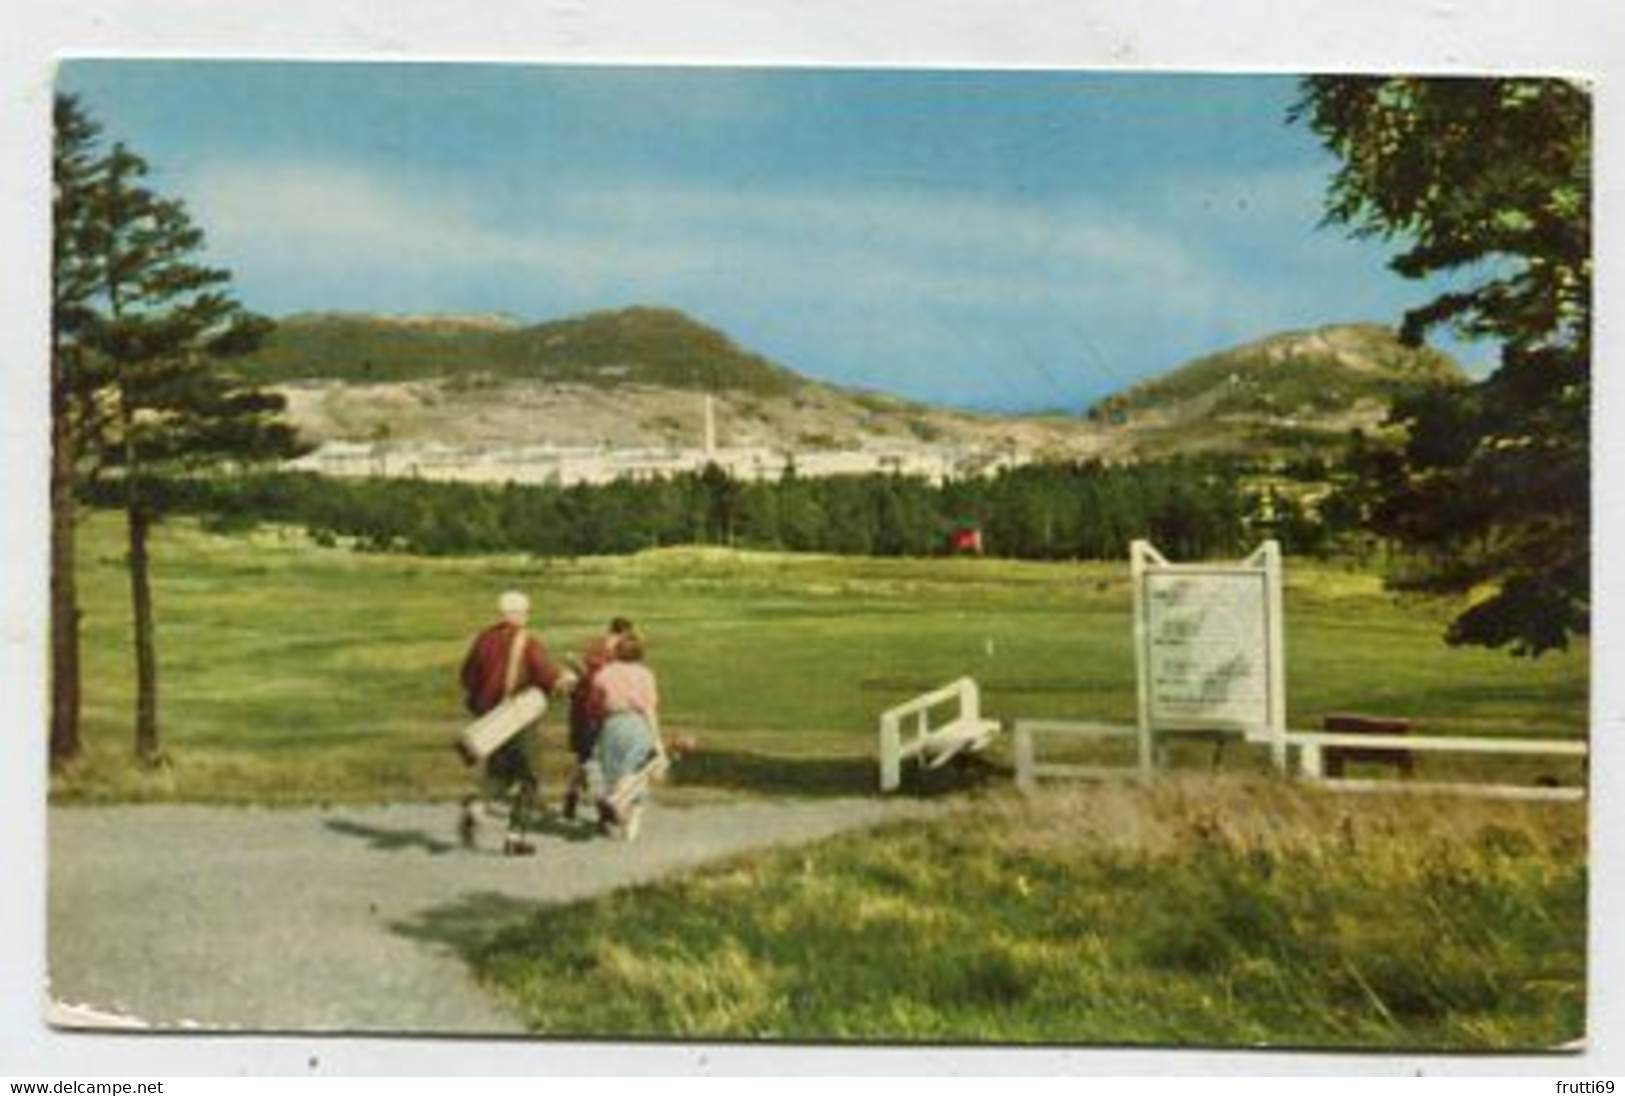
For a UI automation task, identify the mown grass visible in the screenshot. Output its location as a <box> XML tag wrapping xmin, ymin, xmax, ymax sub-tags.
<box><xmin>55</xmin><ymin>509</ymin><xmax>1589</xmax><ymax>804</ymax></box>
<box><xmin>56</xmin><ymin>513</ymin><xmax>1591</xmax><ymax>1050</ymax></box>
<box><xmin>451</xmin><ymin>777</ymin><xmax>1585</xmax><ymax>1049</ymax></box>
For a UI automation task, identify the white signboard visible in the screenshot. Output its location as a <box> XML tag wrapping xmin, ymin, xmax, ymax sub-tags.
<box><xmin>1132</xmin><ymin>540</ymin><xmax>1286</xmax><ymax>767</ymax></box>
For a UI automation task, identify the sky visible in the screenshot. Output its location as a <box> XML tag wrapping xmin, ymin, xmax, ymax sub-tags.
<box><xmin>58</xmin><ymin>60</ymin><xmax>1490</xmax><ymax>412</ymax></box>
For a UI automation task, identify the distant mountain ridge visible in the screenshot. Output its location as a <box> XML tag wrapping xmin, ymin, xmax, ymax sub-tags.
<box><xmin>1086</xmin><ymin>323</ymin><xmax>1467</xmax><ymax>458</ymax></box>
<box><xmin>244</xmin><ymin>306</ymin><xmax>804</xmax><ymax>396</ymax></box>
<box><xmin>242</xmin><ymin>307</ymin><xmax>1464</xmax><ymax>461</ymax></box>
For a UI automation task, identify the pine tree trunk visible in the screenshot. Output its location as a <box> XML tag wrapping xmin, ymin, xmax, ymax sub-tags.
<box><xmin>49</xmin><ymin>375</ymin><xmax>82</xmax><ymax>767</ymax></box>
<box><xmin>128</xmin><ymin>501</ymin><xmax>161</xmax><ymax>765</ymax></box>
<box><xmin>120</xmin><ymin>380</ymin><xmax>162</xmax><ymax>767</ymax></box>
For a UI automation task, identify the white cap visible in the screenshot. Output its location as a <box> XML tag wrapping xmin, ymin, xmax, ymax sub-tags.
<box><xmin>498</xmin><ymin>590</ymin><xmax>530</xmax><ymax>618</ymax></box>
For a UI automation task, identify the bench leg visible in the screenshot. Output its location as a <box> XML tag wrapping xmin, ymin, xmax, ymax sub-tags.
<box><xmin>879</xmin><ymin>720</ymin><xmax>902</xmax><ymax>793</ymax></box>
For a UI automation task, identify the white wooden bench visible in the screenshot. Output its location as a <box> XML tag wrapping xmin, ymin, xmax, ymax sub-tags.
<box><xmin>878</xmin><ymin>677</ymin><xmax>1001</xmax><ymax>793</ymax></box>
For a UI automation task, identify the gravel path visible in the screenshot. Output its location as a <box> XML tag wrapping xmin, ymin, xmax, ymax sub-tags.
<box><xmin>47</xmin><ymin>797</ymin><xmax>932</xmax><ymax>1035</ymax></box>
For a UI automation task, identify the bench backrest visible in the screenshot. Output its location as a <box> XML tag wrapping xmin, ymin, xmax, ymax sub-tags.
<box><xmin>880</xmin><ymin>676</ymin><xmax>982</xmax><ymax>734</ymax></box>
<box><xmin>878</xmin><ymin>677</ymin><xmax>985</xmax><ymax>792</ymax></box>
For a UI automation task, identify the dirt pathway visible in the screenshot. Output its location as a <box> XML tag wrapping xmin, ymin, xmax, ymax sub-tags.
<box><xmin>47</xmin><ymin>797</ymin><xmax>930</xmax><ymax>1035</ymax></box>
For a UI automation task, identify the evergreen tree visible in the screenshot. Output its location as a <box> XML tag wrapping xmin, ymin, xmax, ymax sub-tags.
<box><xmin>736</xmin><ymin>481</ymin><xmax>783</xmax><ymax>549</ymax></box>
<box><xmin>774</xmin><ymin>465</ymin><xmax>826</xmax><ymax>552</ymax></box>
<box><xmin>697</xmin><ymin>462</ymin><xmax>741</xmax><ymax>546</ymax></box>
<box><xmin>48</xmin><ymin>94</ymin><xmax>109</xmax><ymax>766</ymax></box>
<box><xmin>1292</xmin><ymin>77</ymin><xmax>1591</xmax><ymax>654</ymax></box>
<box><xmin>72</xmin><ymin>118</ymin><xmax>301</xmax><ymax>763</ymax></box>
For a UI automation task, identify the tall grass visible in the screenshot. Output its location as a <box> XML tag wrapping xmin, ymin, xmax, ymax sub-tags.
<box><xmin>456</xmin><ymin>777</ymin><xmax>1585</xmax><ymax>1049</ymax></box>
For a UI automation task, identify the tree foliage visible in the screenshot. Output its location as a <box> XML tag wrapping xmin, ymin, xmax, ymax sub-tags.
<box><xmin>48</xmin><ymin>94</ymin><xmax>110</xmax><ymax>766</ymax></box>
<box><xmin>1292</xmin><ymin>76</ymin><xmax>1591</xmax><ymax>655</ymax></box>
<box><xmin>53</xmin><ymin>93</ymin><xmax>302</xmax><ymax>763</ymax></box>
<box><xmin>97</xmin><ymin>457</ymin><xmax>1274</xmax><ymax>565</ymax></box>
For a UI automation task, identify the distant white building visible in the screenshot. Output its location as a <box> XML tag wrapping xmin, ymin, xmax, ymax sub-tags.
<box><xmin>285</xmin><ymin>437</ymin><xmax>1028</xmax><ymax>487</ymax></box>
<box><xmin>284</xmin><ymin>394</ymin><xmax>1033</xmax><ymax>486</ymax></box>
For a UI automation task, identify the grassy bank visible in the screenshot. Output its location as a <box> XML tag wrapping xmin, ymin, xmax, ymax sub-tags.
<box><xmin>456</xmin><ymin>777</ymin><xmax>1586</xmax><ymax>1049</ymax></box>
<box><xmin>55</xmin><ymin>510</ymin><xmax>1589</xmax><ymax>804</ymax></box>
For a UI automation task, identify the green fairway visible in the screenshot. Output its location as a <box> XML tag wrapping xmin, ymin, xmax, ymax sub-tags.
<box><xmin>54</xmin><ymin>510</ymin><xmax>1592</xmax><ymax>1050</ymax></box>
<box><xmin>56</xmin><ymin>509</ymin><xmax>1589</xmax><ymax>803</ymax></box>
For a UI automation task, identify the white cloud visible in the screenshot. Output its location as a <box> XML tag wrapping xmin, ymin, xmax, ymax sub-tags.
<box><xmin>184</xmin><ymin>157</ymin><xmax>1243</xmax><ymax>315</ymax></box>
<box><xmin>554</xmin><ymin>180</ymin><xmax>1234</xmax><ymax>311</ymax></box>
<box><xmin>185</xmin><ymin>159</ymin><xmax>763</xmax><ymax>291</ymax></box>
<box><xmin>177</xmin><ymin>154</ymin><xmax>1378</xmax><ymax>406</ymax></box>
<box><xmin>188</xmin><ymin>161</ymin><xmax>476</xmax><ymax>260</ymax></box>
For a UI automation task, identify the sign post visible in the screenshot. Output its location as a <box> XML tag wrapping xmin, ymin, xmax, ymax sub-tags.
<box><xmin>1132</xmin><ymin>540</ymin><xmax>1286</xmax><ymax>771</ymax></box>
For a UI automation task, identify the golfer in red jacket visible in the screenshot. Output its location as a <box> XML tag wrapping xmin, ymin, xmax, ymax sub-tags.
<box><xmin>459</xmin><ymin>590</ymin><xmax>571</xmax><ymax>855</ymax></box>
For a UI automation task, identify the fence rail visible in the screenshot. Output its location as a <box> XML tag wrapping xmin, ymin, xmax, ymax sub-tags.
<box><xmin>1289</xmin><ymin>729</ymin><xmax>1586</xmax><ymax>802</ymax></box>
<box><xmin>1009</xmin><ymin>719</ymin><xmax>1588</xmax><ymax>801</ymax></box>
<box><xmin>1290</xmin><ymin>731</ymin><xmax>1589</xmax><ymax>757</ymax></box>
<box><xmin>1013</xmin><ymin>719</ymin><xmax>1149</xmax><ymax>792</ymax></box>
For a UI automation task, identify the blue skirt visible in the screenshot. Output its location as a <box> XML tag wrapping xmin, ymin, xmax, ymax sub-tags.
<box><xmin>597</xmin><ymin>711</ymin><xmax>656</xmax><ymax>798</ymax></box>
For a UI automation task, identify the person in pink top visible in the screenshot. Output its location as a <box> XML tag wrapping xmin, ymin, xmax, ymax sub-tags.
<box><xmin>588</xmin><ymin>632</ymin><xmax>666</xmax><ymax>839</ymax></box>
<box><xmin>562</xmin><ymin>616</ymin><xmax>636</xmax><ymax>820</ymax></box>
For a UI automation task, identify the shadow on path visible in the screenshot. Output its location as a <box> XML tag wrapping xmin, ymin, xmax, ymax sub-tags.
<box><xmin>525</xmin><ymin>813</ymin><xmax>604</xmax><ymax>844</ymax></box>
<box><xmin>326</xmin><ymin>810</ymin><xmax>611</xmax><ymax>853</ymax></box>
<box><xmin>677</xmin><ymin>746</ymin><xmax>1002</xmax><ymax>798</ymax></box>
<box><xmin>324</xmin><ymin>816</ymin><xmax>458</xmax><ymax>856</ymax></box>
<box><xmin>391</xmin><ymin>890</ymin><xmax>542</xmax><ymax>956</ymax></box>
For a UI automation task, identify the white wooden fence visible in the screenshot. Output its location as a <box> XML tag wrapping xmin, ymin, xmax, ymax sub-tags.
<box><xmin>1012</xmin><ymin>719</ymin><xmax>1150</xmax><ymax>793</ymax></box>
<box><xmin>1009</xmin><ymin>721</ymin><xmax>1588</xmax><ymax>800</ymax></box>
<box><xmin>880</xmin><ymin>679</ymin><xmax>1587</xmax><ymax>803</ymax></box>
<box><xmin>1290</xmin><ymin>729</ymin><xmax>1587</xmax><ymax>802</ymax></box>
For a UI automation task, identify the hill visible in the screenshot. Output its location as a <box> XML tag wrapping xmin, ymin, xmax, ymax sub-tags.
<box><xmin>243</xmin><ymin>307</ymin><xmax>1102</xmax><ymax>456</ymax></box>
<box><xmin>1086</xmin><ymin>324</ymin><xmax>1467</xmax><ymax>459</ymax></box>
<box><xmin>240</xmin><ymin>305</ymin><xmax>805</xmax><ymax>396</ymax></box>
<box><xmin>241</xmin><ymin>308</ymin><xmax>1465</xmax><ymax>462</ymax></box>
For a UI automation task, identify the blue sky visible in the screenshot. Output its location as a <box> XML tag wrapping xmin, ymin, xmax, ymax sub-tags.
<box><xmin>59</xmin><ymin>60</ymin><xmax>1487</xmax><ymax>411</ymax></box>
